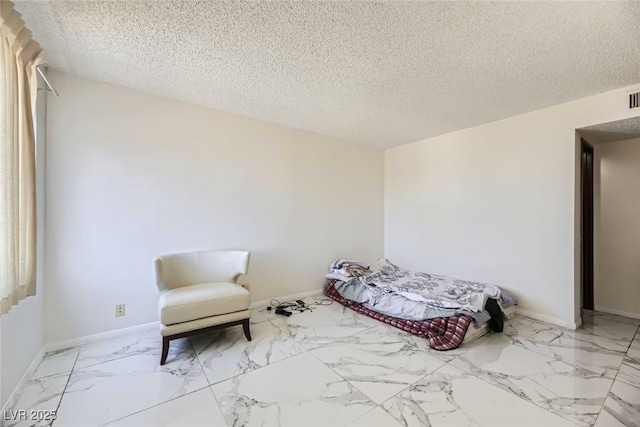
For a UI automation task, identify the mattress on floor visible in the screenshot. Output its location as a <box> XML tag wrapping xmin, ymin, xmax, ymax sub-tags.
<box><xmin>324</xmin><ymin>279</ymin><xmax>513</xmax><ymax>351</ymax></box>
<box><xmin>463</xmin><ymin>304</ymin><xmax>516</xmax><ymax>343</ymax></box>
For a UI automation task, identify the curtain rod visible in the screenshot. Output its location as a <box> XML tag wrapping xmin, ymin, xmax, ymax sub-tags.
<box><xmin>35</xmin><ymin>65</ymin><xmax>59</xmax><ymax>97</ymax></box>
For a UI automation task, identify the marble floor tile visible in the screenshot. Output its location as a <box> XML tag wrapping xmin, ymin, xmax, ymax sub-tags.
<box><xmin>32</xmin><ymin>349</ymin><xmax>79</xmax><ymax>380</ymax></box>
<box><xmin>74</xmin><ymin>329</ymin><xmax>191</xmax><ymax>369</ymax></box>
<box><xmin>9</xmin><ymin>308</ymin><xmax>640</xmax><ymax>427</ymax></box>
<box><xmin>270</xmin><ymin>301</ymin><xmax>379</xmax><ymax>351</ymax></box>
<box><xmin>345</xmin><ymin>407</ymin><xmax>403</xmax><ymax>427</ymax></box>
<box><xmin>450</xmin><ymin>333</ymin><xmax>614</xmax><ymax>426</ymax></box>
<box><xmin>52</xmin><ymin>350</ymin><xmax>208</xmax><ymax>426</ymax></box>
<box><xmin>104</xmin><ymin>388</ymin><xmax>227</xmax><ymax>427</ymax></box>
<box><xmin>507</xmin><ymin>314</ymin><xmax>634</xmax><ymax>353</ymax></box>
<box><xmin>599</xmin><ymin>378</ymin><xmax>640</xmax><ymax>427</ymax></box>
<box><xmin>584</xmin><ymin>311</ymin><xmax>640</xmax><ymax>328</ymax></box>
<box><xmin>4</xmin><ymin>373</ymin><xmax>69</xmax><ymax>427</ymax></box>
<box><xmin>382</xmin><ymin>364</ymin><xmax>576</xmax><ymax>427</ymax></box>
<box><xmin>593</xmin><ymin>410</ymin><xmax>628</xmax><ymax>427</ymax></box>
<box><xmin>311</xmin><ymin>325</ymin><xmax>446</xmax><ymax>404</ymax></box>
<box><xmin>249</xmin><ymin>306</ymin><xmax>272</xmax><ymax>324</ymax></box>
<box><xmin>190</xmin><ymin>321</ymin><xmax>305</xmax><ymax>385</ymax></box>
<box><xmin>631</xmin><ymin>330</ymin><xmax>640</xmax><ymax>350</ymax></box>
<box><xmin>580</xmin><ymin>312</ymin><xmax>640</xmax><ymax>349</ymax></box>
<box><xmin>211</xmin><ymin>352</ymin><xmax>375</xmax><ymax>427</ymax></box>
<box><xmin>423</xmin><ymin>337</ymin><xmax>476</xmax><ymax>362</ymax></box>
<box><xmin>624</xmin><ymin>347</ymin><xmax>640</xmax><ymax>372</ymax></box>
<box><xmin>616</xmin><ymin>360</ymin><xmax>640</xmax><ymax>389</ymax></box>
<box><xmin>504</xmin><ymin>316</ymin><xmax>626</xmax><ymax>377</ymax></box>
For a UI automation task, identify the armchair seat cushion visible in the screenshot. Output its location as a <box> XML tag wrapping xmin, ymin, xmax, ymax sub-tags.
<box><xmin>159</xmin><ymin>282</ymin><xmax>250</xmax><ymax>326</ymax></box>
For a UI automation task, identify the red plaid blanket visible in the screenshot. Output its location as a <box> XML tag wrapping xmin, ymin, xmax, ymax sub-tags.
<box><xmin>324</xmin><ymin>279</ymin><xmax>473</xmax><ymax>350</ymax></box>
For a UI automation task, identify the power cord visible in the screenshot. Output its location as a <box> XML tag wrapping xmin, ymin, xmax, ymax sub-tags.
<box><xmin>307</xmin><ymin>298</ymin><xmax>333</xmax><ymax>308</ymax></box>
<box><xmin>266</xmin><ymin>298</ymin><xmax>333</xmax><ymax>317</ymax></box>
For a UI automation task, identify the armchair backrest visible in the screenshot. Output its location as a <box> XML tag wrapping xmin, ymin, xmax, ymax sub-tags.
<box><xmin>154</xmin><ymin>250</ymin><xmax>250</xmax><ymax>292</ymax></box>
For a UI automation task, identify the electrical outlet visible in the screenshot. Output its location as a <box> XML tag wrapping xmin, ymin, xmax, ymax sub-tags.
<box><xmin>115</xmin><ymin>304</ymin><xmax>125</xmax><ymax>317</ymax></box>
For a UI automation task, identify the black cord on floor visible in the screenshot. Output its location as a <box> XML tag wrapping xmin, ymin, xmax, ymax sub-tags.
<box><xmin>267</xmin><ymin>297</ymin><xmax>333</xmax><ymax>316</ymax></box>
<box><xmin>307</xmin><ymin>298</ymin><xmax>333</xmax><ymax>308</ymax></box>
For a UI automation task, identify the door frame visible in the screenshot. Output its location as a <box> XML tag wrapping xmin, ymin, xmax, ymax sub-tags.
<box><xmin>580</xmin><ymin>138</ymin><xmax>594</xmax><ymax>311</ymax></box>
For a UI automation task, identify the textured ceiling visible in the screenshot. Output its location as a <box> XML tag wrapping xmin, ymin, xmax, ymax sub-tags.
<box><xmin>579</xmin><ymin>116</ymin><xmax>640</xmax><ymax>144</ymax></box>
<box><xmin>15</xmin><ymin>1</ymin><xmax>640</xmax><ymax>148</ymax></box>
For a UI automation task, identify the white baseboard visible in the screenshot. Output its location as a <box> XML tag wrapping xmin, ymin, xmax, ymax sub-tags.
<box><xmin>44</xmin><ymin>288</ymin><xmax>325</xmax><ymax>353</ymax></box>
<box><xmin>44</xmin><ymin>321</ymin><xmax>159</xmax><ymax>353</ymax></box>
<box><xmin>1</xmin><ymin>347</ymin><xmax>45</xmax><ymax>415</ymax></box>
<box><xmin>574</xmin><ymin>315</ymin><xmax>583</xmax><ymax>329</ymax></box>
<box><xmin>516</xmin><ymin>308</ymin><xmax>580</xmax><ymax>329</ymax></box>
<box><xmin>250</xmin><ymin>288</ymin><xmax>324</xmax><ymax>309</ymax></box>
<box><xmin>594</xmin><ymin>306</ymin><xmax>640</xmax><ymax>320</ymax></box>
<box><xmin>44</xmin><ymin>287</ymin><xmax>327</xmax><ymax>352</ymax></box>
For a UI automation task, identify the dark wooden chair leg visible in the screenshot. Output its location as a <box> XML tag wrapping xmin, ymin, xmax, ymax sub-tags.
<box><xmin>160</xmin><ymin>336</ymin><xmax>170</xmax><ymax>365</ymax></box>
<box><xmin>243</xmin><ymin>318</ymin><xmax>252</xmax><ymax>341</ymax></box>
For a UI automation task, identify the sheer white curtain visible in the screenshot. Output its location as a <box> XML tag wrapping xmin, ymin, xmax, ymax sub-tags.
<box><xmin>0</xmin><ymin>1</ymin><xmax>42</xmax><ymax>315</ymax></box>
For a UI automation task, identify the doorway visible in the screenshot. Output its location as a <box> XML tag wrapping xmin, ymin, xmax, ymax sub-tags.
<box><xmin>580</xmin><ymin>138</ymin><xmax>594</xmax><ymax>310</ymax></box>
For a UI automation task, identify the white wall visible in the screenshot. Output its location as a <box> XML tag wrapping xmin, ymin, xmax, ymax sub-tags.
<box><xmin>1</xmin><ymin>88</ymin><xmax>47</xmax><ymax>409</ymax></box>
<box><xmin>593</xmin><ymin>138</ymin><xmax>640</xmax><ymax>318</ymax></box>
<box><xmin>385</xmin><ymin>84</ymin><xmax>640</xmax><ymax>328</ymax></box>
<box><xmin>45</xmin><ymin>71</ymin><xmax>384</xmax><ymax>343</ymax></box>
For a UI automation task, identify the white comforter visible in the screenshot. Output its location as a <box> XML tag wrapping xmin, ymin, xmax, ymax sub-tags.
<box><xmin>365</xmin><ymin>261</ymin><xmax>501</xmax><ymax>313</ymax></box>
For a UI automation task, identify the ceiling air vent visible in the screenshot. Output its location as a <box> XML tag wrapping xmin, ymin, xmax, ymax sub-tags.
<box><xmin>630</xmin><ymin>91</ymin><xmax>640</xmax><ymax>109</ymax></box>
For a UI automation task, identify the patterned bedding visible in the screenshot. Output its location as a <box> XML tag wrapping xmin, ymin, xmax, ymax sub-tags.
<box><xmin>324</xmin><ymin>279</ymin><xmax>473</xmax><ymax>351</ymax></box>
<box><xmin>364</xmin><ymin>265</ymin><xmax>501</xmax><ymax>312</ymax></box>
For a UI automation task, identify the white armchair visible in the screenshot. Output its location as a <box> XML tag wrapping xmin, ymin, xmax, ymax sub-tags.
<box><xmin>154</xmin><ymin>250</ymin><xmax>251</xmax><ymax>365</ymax></box>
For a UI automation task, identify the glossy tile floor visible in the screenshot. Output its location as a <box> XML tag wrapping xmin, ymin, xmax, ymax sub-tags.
<box><xmin>7</xmin><ymin>295</ymin><xmax>640</xmax><ymax>427</ymax></box>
